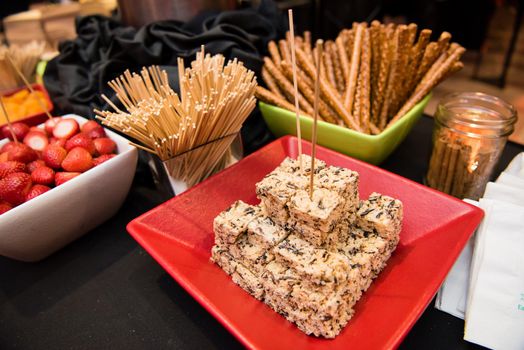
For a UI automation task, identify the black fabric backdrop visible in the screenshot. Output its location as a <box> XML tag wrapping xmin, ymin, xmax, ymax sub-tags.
<box><xmin>43</xmin><ymin>0</ymin><xmax>286</xmax><ymax>154</ymax></box>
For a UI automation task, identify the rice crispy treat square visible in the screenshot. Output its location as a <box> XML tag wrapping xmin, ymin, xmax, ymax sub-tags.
<box><xmin>213</xmin><ymin>201</ymin><xmax>262</xmax><ymax>246</ymax></box>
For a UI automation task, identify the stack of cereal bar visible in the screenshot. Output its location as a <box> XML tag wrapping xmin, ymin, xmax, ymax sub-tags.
<box><xmin>211</xmin><ymin>155</ymin><xmax>403</xmax><ymax>338</ymax></box>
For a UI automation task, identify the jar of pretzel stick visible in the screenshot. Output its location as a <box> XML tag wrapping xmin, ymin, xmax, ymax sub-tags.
<box><xmin>426</xmin><ymin>92</ymin><xmax>516</xmax><ymax>200</ymax></box>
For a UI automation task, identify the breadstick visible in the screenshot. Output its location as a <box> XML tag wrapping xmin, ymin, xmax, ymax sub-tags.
<box><xmin>388</xmin><ymin>24</ymin><xmax>409</xmax><ymax>117</ymax></box>
<box><xmin>387</xmin><ymin>45</ymin><xmax>465</xmax><ymax>127</ymax></box>
<box><xmin>370</xmin><ymin>21</ymin><xmax>382</xmax><ymax>104</ymax></box>
<box><xmin>405</xmin><ymin>29</ymin><xmax>431</xmax><ymax>95</ymax></box>
<box><xmin>268</xmin><ymin>40</ymin><xmax>281</xmax><ymax>66</ymax></box>
<box><xmin>261</xmin><ymin>67</ymin><xmax>284</xmax><ymax>98</ymax></box>
<box><xmin>264</xmin><ymin>57</ymin><xmax>315</xmax><ymax>115</ymax></box>
<box><xmin>278</xmin><ymin>40</ymin><xmax>291</xmax><ymax>64</ymax></box>
<box><xmin>414</xmin><ymin>42</ymin><xmax>440</xmax><ymax>85</ymax></box>
<box><xmin>295</xmin><ymin>46</ymin><xmax>362</xmax><ymax>131</ymax></box>
<box><xmin>304</xmin><ymin>31</ymin><xmax>312</xmax><ymax>56</ymax></box>
<box><xmin>344</xmin><ymin>23</ymin><xmax>364</xmax><ymax>110</ymax></box>
<box><xmin>255</xmin><ymin>86</ymin><xmax>310</xmax><ymax>117</ymax></box>
<box><xmin>378</xmin><ymin>26</ymin><xmax>399</xmax><ymax>129</ymax></box>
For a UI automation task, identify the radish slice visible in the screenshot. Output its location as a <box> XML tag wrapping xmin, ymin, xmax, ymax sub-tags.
<box><xmin>52</xmin><ymin>119</ymin><xmax>79</xmax><ymax>140</ymax></box>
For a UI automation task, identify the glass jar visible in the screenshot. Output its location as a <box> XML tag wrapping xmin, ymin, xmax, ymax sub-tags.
<box><xmin>426</xmin><ymin>92</ymin><xmax>517</xmax><ymax>200</ymax></box>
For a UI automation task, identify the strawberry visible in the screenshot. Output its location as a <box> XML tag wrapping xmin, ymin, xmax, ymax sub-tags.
<box><xmin>1</xmin><ymin>122</ymin><xmax>30</xmax><ymax>141</ymax></box>
<box><xmin>61</xmin><ymin>147</ymin><xmax>93</xmax><ymax>172</ymax></box>
<box><xmin>42</xmin><ymin>145</ymin><xmax>67</xmax><ymax>169</ymax></box>
<box><xmin>27</xmin><ymin>159</ymin><xmax>46</xmax><ymax>173</ymax></box>
<box><xmin>86</xmin><ymin>127</ymin><xmax>106</xmax><ymax>139</ymax></box>
<box><xmin>93</xmin><ymin>137</ymin><xmax>116</xmax><ymax>155</ymax></box>
<box><xmin>31</xmin><ymin>166</ymin><xmax>55</xmax><ymax>186</ymax></box>
<box><xmin>52</xmin><ymin>119</ymin><xmax>79</xmax><ymax>140</ymax></box>
<box><xmin>25</xmin><ymin>184</ymin><xmax>51</xmax><ymax>201</ymax></box>
<box><xmin>0</xmin><ymin>172</ymin><xmax>32</xmax><ymax>206</ymax></box>
<box><xmin>49</xmin><ymin>137</ymin><xmax>67</xmax><ymax>148</ymax></box>
<box><xmin>0</xmin><ymin>152</ymin><xmax>8</xmax><ymax>162</ymax></box>
<box><xmin>45</xmin><ymin>117</ymin><xmax>62</xmax><ymax>135</ymax></box>
<box><xmin>0</xmin><ymin>200</ymin><xmax>12</xmax><ymax>214</ymax></box>
<box><xmin>0</xmin><ymin>161</ymin><xmax>26</xmax><ymax>179</ymax></box>
<box><xmin>30</xmin><ymin>126</ymin><xmax>46</xmax><ymax>135</ymax></box>
<box><xmin>65</xmin><ymin>133</ymin><xmax>96</xmax><ymax>155</ymax></box>
<box><xmin>7</xmin><ymin>143</ymin><xmax>38</xmax><ymax>163</ymax></box>
<box><xmin>81</xmin><ymin>120</ymin><xmax>102</xmax><ymax>134</ymax></box>
<box><xmin>93</xmin><ymin>154</ymin><xmax>116</xmax><ymax>166</ymax></box>
<box><xmin>55</xmin><ymin>172</ymin><xmax>81</xmax><ymax>186</ymax></box>
<box><xmin>23</xmin><ymin>131</ymin><xmax>49</xmax><ymax>152</ymax></box>
<box><xmin>1</xmin><ymin>141</ymin><xmax>16</xmax><ymax>153</ymax></box>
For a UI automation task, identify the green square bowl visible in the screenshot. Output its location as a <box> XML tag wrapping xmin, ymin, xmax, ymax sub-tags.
<box><xmin>259</xmin><ymin>94</ymin><xmax>431</xmax><ymax>165</ymax></box>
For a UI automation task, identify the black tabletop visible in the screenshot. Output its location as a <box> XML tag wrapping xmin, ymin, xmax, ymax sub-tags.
<box><xmin>1</xmin><ymin>115</ymin><xmax>522</xmax><ymax>350</ymax></box>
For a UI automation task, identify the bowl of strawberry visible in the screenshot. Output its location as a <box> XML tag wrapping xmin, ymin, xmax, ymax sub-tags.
<box><xmin>0</xmin><ymin>114</ymin><xmax>138</xmax><ymax>261</ymax></box>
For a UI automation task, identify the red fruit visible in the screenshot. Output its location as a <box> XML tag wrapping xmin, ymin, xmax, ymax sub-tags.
<box><xmin>65</xmin><ymin>133</ymin><xmax>96</xmax><ymax>155</ymax></box>
<box><xmin>0</xmin><ymin>200</ymin><xmax>12</xmax><ymax>214</ymax></box>
<box><xmin>0</xmin><ymin>172</ymin><xmax>32</xmax><ymax>206</ymax></box>
<box><xmin>25</xmin><ymin>184</ymin><xmax>51</xmax><ymax>201</ymax></box>
<box><xmin>86</xmin><ymin>127</ymin><xmax>106</xmax><ymax>139</ymax></box>
<box><xmin>1</xmin><ymin>141</ymin><xmax>16</xmax><ymax>153</ymax></box>
<box><xmin>7</xmin><ymin>143</ymin><xmax>38</xmax><ymax>163</ymax></box>
<box><xmin>49</xmin><ymin>137</ymin><xmax>67</xmax><ymax>148</ymax></box>
<box><xmin>42</xmin><ymin>145</ymin><xmax>67</xmax><ymax>169</ymax></box>
<box><xmin>23</xmin><ymin>131</ymin><xmax>49</xmax><ymax>152</ymax></box>
<box><xmin>61</xmin><ymin>147</ymin><xmax>93</xmax><ymax>172</ymax></box>
<box><xmin>55</xmin><ymin>172</ymin><xmax>81</xmax><ymax>186</ymax></box>
<box><xmin>31</xmin><ymin>166</ymin><xmax>55</xmax><ymax>186</ymax></box>
<box><xmin>0</xmin><ymin>152</ymin><xmax>8</xmax><ymax>162</ymax></box>
<box><xmin>52</xmin><ymin>119</ymin><xmax>79</xmax><ymax>139</ymax></box>
<box><xmin>93</xmin><ymin>153</ymin><xmax>116</xmax><ymax>166</ymax></box>
<box><xmin>0</xmin><ymin>161</ymin><xmax>26</xmax><ymax>179</ymax></box>
<box><xmin>93</xmin><ymin>137</ymin><xmax>116</xmax><ymax>155</ymax></box>
<box><xmin>30</xmin><ymin>126</ymin><xmax>46</xmax><ymax>134</ymax></box>
<box><xmin>45</xmin><ymin>117</ymin><xmax>62</xmax><ymax>135</ymax></box>
<box><xmin>27</xmin><ymin>159</ymin><xmax>46</xmax><ymax>173</ymax></box>
<box><xmin>81</xmin><ymin>120</ymin><xmax>102</xmax><ymax>134</ymax></box>
<box><xmin>1</xmin><ymin>122</ymin><xmax>30</xmax><ymax>141</ymax></box>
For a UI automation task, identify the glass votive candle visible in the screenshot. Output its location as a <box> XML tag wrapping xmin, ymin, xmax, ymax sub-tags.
<box><xmin>426</xmin><ymin>92</ymin><xmax>517</xmax><ymax>200</ymax></box>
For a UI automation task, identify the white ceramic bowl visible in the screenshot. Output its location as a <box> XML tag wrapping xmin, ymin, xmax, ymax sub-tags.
<box><xmin>0</xmin><ymin>114</ymin><xmax>138</xmax><ymax>261</ymax></box>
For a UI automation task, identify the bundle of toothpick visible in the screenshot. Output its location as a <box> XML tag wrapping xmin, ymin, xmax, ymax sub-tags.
<box><xmin>95</xmin><ymin>49</ymin><xmax>257</xmax><ymax>187</ymax></box>
<box><xmin>256</xmin><ymin>21</ymin><xmax>465</xmax><ymax>134</ymax></box>
<box><xmin>0</xmin><ymin>41</ymin><xmax>45</xmax><ymax>91</ymax></box>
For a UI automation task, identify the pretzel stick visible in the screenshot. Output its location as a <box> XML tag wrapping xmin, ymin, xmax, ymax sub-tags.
<box><xmin>359</xmin><ymin>28</ymin><xmax>371</xmax><ymax>132</ymax></box>
<box><xmin>404</xmin><ymin>29</ymin><xmax>431</xmax><ymax>96</ymax></box>
<box><xmin>388</xmin><ymin>24</ymin><xmax>409</xmax><ymax>117</ymax></box>
<box><xmin>336</xmin><ymin>35</ymin><xmax>350</xmax><ymax>87</ymax></box>
<box><xmin>323</xmin><ymin>41</ymin><xmax>337</xmax><ymax>89</ymax></box>
<box><xmin>261</xmin><ymin>67</ymin><xmax>284</xmax><ymax>98</ymax></box>
<box><xmin>268</xmin><ymin>41</ymin><xmax>281</xmax><ymax>66</ymax></box>
<box><xmin>344</xmin><ymin>23</ymin><xmax>364</xmax><ymax>110</ymax></box>
<box><xmin>370</xmin><ymin>21</ymin><xmax>382</xmax><ymax>107</ymax></box>
<box><xmin>414</xmin><ymin>42</ymin><xmax>440</xmax><ymax>85</ymax></box>
<box><xmin>295</xmin><ymin>46</ymin><xmax>362</xmax><ymax>131</ymax></box>
<box><xmin>372</xmin><ymin>25</ymin><xmax>392</xmax><ymax>126</ymax></box>
<box><xmin>378</xmin><ymin>27</ymin><xmax>399</xmax><ymax>129</ymax></box>
<box><xmin>329</xmin><ymin>41</ymin><xmax>345</xmax><ymax>94</ymax></box>
<box><xmin>278</xmin><ymin>40</ymin><xmax>291</xmax><ymax>64</ymax></box>
<box><xmin>304</xmin><ymin>31</ymin><xmax>312</xmax><ymax>56</ymax></box>
<box><xmin>387</xmin><ymin>45</ymin><xmax>465</xmax><ymax>127</ymax></box>
<box><xmin>264</xmin><ymin>57</ymin><xmax>315</xmax><ymax>115</ymax></box>
<box><xmin>255</xmin><ymin>86</ymin><xmax>310</xmax><ymax>117</ymax></box>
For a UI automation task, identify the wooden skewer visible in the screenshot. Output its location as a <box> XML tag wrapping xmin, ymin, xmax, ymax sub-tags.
<box><xmin>288</xmin><ymin>9</ymin><xmax>303</xmax><ymax>172</ymax></box>
<box><xmin>310</xmin><ymin>40</ymin><xmax>323</xmax><ymax>199</ymax></box>
<box><xmin>0</xmin><ymin>97</ymin><xmax>18</xmax><ymax>143</ymax></box>
<box><xmin>6</xmin><ymin>53</ymin><xmax>53</xmax><ymax>120</ymax></box>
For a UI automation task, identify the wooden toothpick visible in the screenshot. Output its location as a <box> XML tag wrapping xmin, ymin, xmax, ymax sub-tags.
<box><xmin>288</xmin><ymin>9</ymin><xmax>303</xmax><ymax>172</ymax></box>
<box><xmin>6</xmin><ymin>53</ymin><xmax>53</xmax><ymax>120</ymax></box>
<box><xmin>310</xmin><ymin>39</ymin><xmax>323</xmax><ymax>199</ymax></box>
<box><xmin>0</xmin><ymin>97</ymin><xmax>18</xmax><ymax>143</ymax></box>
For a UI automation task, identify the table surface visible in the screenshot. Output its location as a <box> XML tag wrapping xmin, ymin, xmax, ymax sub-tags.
<box><xmin>1</xmin><ymin>115</ymin><xmax>522</xmax><ymax>350</ymax></box>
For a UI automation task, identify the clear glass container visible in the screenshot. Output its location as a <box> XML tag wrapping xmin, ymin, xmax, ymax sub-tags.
<box><xmin>426</xmin><ymin>92</ymin><xmax>517</xmax><ymax>200</ymax></box>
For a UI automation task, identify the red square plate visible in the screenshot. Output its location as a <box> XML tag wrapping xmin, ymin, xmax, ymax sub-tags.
<box><xmin>127</xmin><ymin>136</ymin><xmax>483</xmax><ymax>349</ymax></box>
